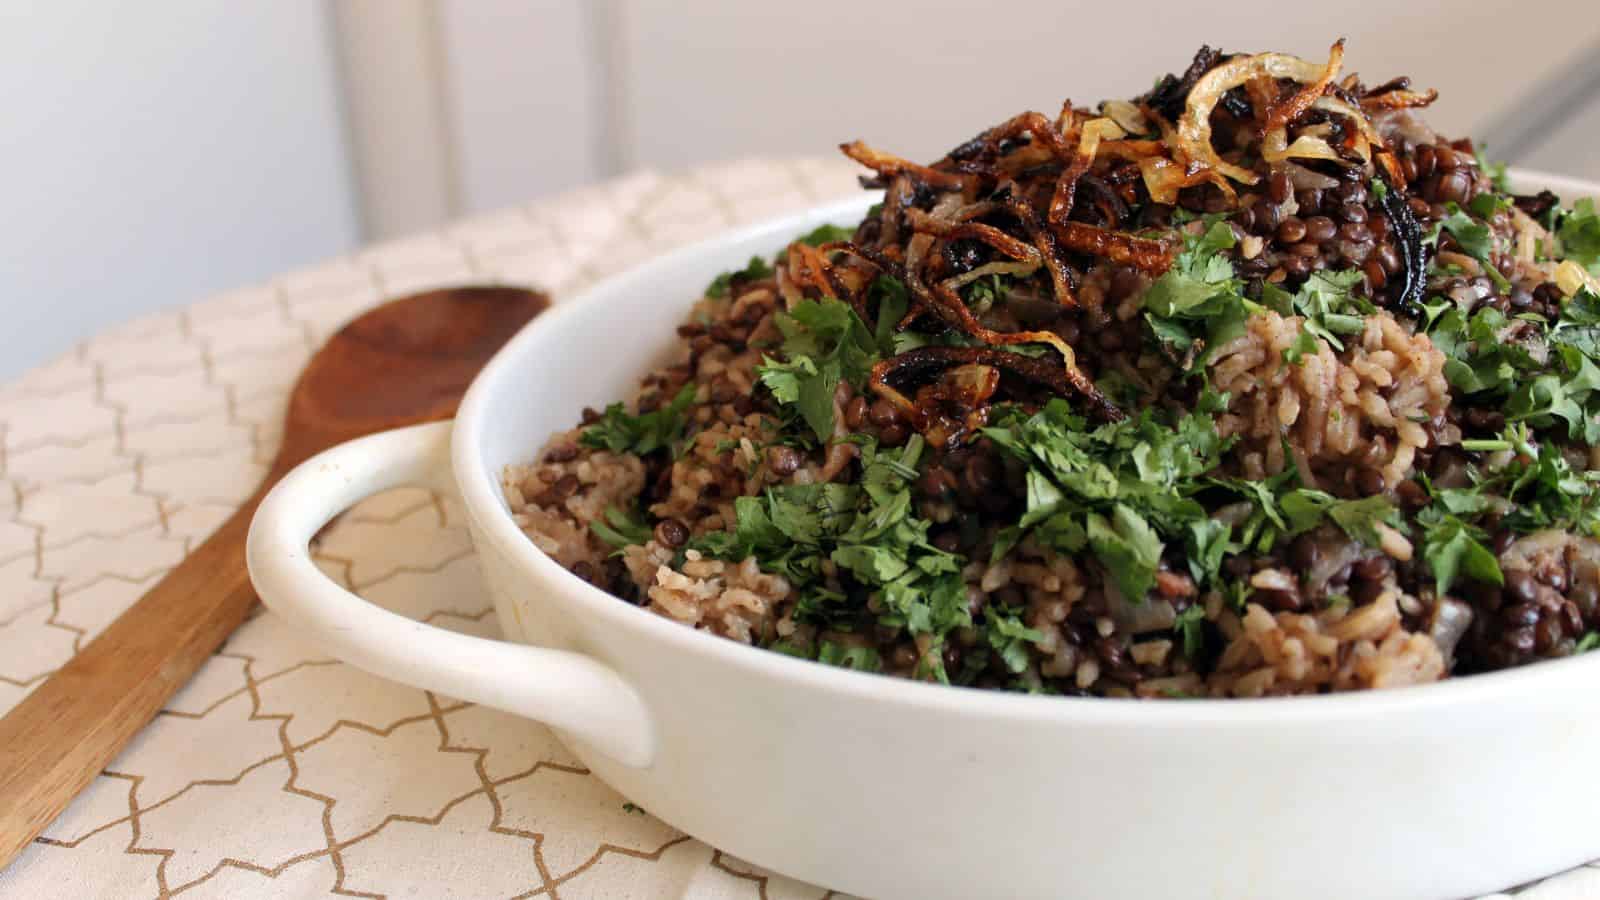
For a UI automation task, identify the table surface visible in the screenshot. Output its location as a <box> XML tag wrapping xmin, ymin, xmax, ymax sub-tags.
<box><xmin>0</xmin><ymin>158</ymin><xmax>1596</xmax><ymax>900</ymax></box>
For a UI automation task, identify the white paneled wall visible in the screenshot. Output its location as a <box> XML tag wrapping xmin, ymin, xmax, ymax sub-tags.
<box><xmin>340</xmin><ymin>0</ymin><xmax>1600</xmax><ymax>239</ymax></box>
<box><xmin>0</xmin><ymin>2</ymin><xmax>358</xmax><ymax>376</ymax></box>
<box><xmin>6</xmin><ymin>3</ymin><xmax>1595</xmax><ymax>380</ymax></box>
<box><xmin>438</xmin><ymin>0</ymin><xmax>607</xmax><ymax>212</ymax></box>
<box><xmin>614</xmin><ymin>1</ymin><xmax>1600</xmax><ymax>171</ymax></box>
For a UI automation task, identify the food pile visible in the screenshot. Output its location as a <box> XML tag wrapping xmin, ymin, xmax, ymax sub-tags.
<box><xmin>506</xmin><ymin>42</ymin><xmax>1600</xmax><ymax>697</ymax></box>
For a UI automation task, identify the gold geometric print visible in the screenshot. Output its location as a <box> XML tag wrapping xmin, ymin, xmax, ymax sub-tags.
<box><xmin>0</xmin><ymin>158</ymin><xmax>1579</xmax><ymax>899</ymax></box>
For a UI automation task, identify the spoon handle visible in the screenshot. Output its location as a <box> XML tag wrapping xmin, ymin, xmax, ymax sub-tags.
<box><xmin>0</xmin><ymin>498</ymin><xmax>260</xmax><ymax>868</ymax></box>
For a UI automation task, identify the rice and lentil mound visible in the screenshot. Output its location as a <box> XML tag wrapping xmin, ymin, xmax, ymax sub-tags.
<box><xmin>507</xmin><ymin>42</ymin><xmax>1600</xmax><ymax>697</ymax></box>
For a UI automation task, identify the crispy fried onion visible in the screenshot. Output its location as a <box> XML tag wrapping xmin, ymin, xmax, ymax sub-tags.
<box><xmin>885</xmin><ymin>203</ymin><xmax>1123</xmax><ymax>420</ymax></box>
<box><xmin>1175</xmin><ymin>41</ymin><xmax>1345</xmax><ymax>185</ymax></box>
<box><xmin>1260</xmin><ymin>39</ymin><xmax>1345</xmax><ymax>134</ymax></box>
<box><xmin>1361</xmin><ymin>87</ymin><xmax>1439</xmax><ymax>112</ymax></box>
<box><xmin>840</xmin><ymin>140</ymin><xmax>973</xmax><ymax>192</ymax></box>
<box><xmin>868</xmin><ymin>347</ymin><xmax>1112</xmax><ymax>445</ymax></box>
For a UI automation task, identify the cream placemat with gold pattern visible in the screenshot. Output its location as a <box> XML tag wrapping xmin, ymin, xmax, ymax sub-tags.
<box><xmin>0</xmin><ymin>159</ymin><xmax>1595</xmax><ymax>900</ymax></box>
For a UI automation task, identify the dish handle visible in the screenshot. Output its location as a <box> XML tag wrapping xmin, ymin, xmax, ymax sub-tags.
<box><xmin>246</xmin><ymin>421</ymin><xmax>656</xmax><ymax>768</ymax></box>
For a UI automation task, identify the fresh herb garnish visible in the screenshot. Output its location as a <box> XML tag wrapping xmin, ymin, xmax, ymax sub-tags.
<box><xmin>1473</xmin><ymin>145</ymin><xmax>1511</xmax><ymax>194</ymax></box>
<box><xmin>579</xmin><ymin>383</ymin><xmax>697</xmax><ymax>455</ymax></box>
<box><xmin>1558</xmin><ymin>198</ymin><xmax>1600</xmax><ymax>272</ymax></box>
<box><xmin>1438</xmin><ymin>203</ymin><xmax>1511</xmax><ymax>290</ymax></box>
<box><xmin>1416</xmin><ymin>508</ymin><xmax>1502</xmax><ymax>596</ymax></box>
<box><xmin>695</xmin><ymin>434</ymin><xmax>972</xmax><ymax>682</ymax></box>
<box><xmin>706</xmin><ymin>255</ymin><xmax>776</xmax><ymax>299</ymax></box>
<box><xmin>796</xmin><ymin>223</ymin><xmax>855</xmax><ymax>247</ymax></box>
<box><xmin>817</xmin><ymin>641</ymin><xmax>883</xmax><ymax>672</ymax></box>
<box><xmin>986</xmin><ymin>608</ymin><xmax>1045</xmax><ymax>674</ymax></box>
<box><xmin>589</xmin><ymin>506</ymin><xmax>652</xmax><ymax>550</ymax></box>
<box><xmin>1279</xmin><ymin>489</ymin><xmax>1407</xmax><ymax>548</ymax></box>
<box><xmin>756</xmin><ymin>298</ymin><xmax>879</xmax><ymax>443</ymax></box>
<box><xmin>1430</xmin><ymin>288</ymin><xmax>1600</xmax><ymax>444</ymax></box>
<box><xmin>964</xmin><ymin>273</ymin><xmax>1009</xmax><ymax>314</ymax></box>
<box><xmin>1143</xmin><ymin>219</ymin><xmax>1249</xmax><ymax>369</ymax></box>
<box><xmin>1174</xmin><ymin>603</ymin><xmax>1206</xmax><ymax>659</ymax></box>
<box><xmin>983</xmin><ymin>394</ymin><xmax>1234</xmax><ymax>601</ymax></box>
<box><xmin>1267</xmin><ymin>269</ymin><xmax>1373</xmax><ymax>364</ymax></box>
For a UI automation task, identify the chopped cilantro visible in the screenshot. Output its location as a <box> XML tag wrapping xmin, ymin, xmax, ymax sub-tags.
<box><xmin>1438</xmin><ymin>203</ymin><xmax>1510</xmax><ymax>290</ymax></box>
<box><xmin>1142</xmin><ymin>219</ymin><xmax>1249</xmax><ymax>369</ymax></box>
<box><xmin>1473</xmin><ymin>145</ymin><xmax>1511</xmax><ymax>194</ymax></box>
<box><xmin>983</xmin><ymin>396</ymin><xmax>1234</xmax><ymax>601</ymax></box>
<box><xmin>964</xmin><ymin>273</ymin><xmax>1009</xmax><ymax>313</ymax></box>
<box><xmin>589</xmin><ymin>506</ymin><xmax>651</xmax><ymax>550</ymax></box>
<box><xmin>756</xmin><ymin>298</ymin><xmax>879</xmax><ymax>443</ymax></box>
<box><xmin>1469</xmin><ymin>192</ymin><xmax>1511</xmax><ymax>219</ymax></box>
<box><xmin>985</xmin><ymin>609</ymin><xmax>1044</xmax><ymax>674</ymax></box>
<box><xmin>705</xmin><ymin>255</ymin><xmax>775</xmax><ymax>299</ymax></box>
<box><xmin>696</xmin><ymin>434</ymin><xmax>970</xmax><ymax>683</ymax></box>
<box><xmin>817</xmin><ymin>641</ymin><xmax>883</xmax><ymax>672</ymax></box>
<box><xmin>1431</xmin><ymin>288</ymin><xmax>1600</xmax><ymax>444</ymax></box>
<box><xmin>1283</xmin><ymin>328</ymin><xmax>1322</xmax><ymax>366</ymax></box>
<box><xmin>795</xmin><ymin>223</ymin><xmax>854</xmax><ymax>247</ymax></box>
<box><xmin>1272</xmin><ymin>269</ymin><xmax>1372</xmax><ymax>363</ymax></box>
<box><xmin>1174</xmin><ymin>603</ymin><xmax>1206</xmax><ymax>660</ymax></box>
<box><xmin>1280</xmin><ymin>489</ymin><xmax>1406</xmax><ymax>548</ymax></box>
<box><xmin>1417</xmin><ymin>510</ymin><xmax>1502</xmax><ymax>597</ymax></box>
<box><xmin>579</xmin><ymin>383</ymin><xmax>697</xmax><ymax>455</ymax></box>
<box><xmin>1087</xmin><ymin>504</ymin><xmax>1165</xmax><ymax>603</ymax></box>
<box><xmin>870</xmin><ymin>276</ymin><xmax>911</xmax><ymax>353</ymax></box>
<box><xmin>1558</xmin><ymin>198</ymin><xmax>1600</xmax><ymax>272</ymax></box>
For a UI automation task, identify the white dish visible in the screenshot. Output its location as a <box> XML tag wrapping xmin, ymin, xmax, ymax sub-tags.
<box><xmin>248</xmin><ymin>170</ymin><xmax>1600</xmax><ymax>900</ymax></box>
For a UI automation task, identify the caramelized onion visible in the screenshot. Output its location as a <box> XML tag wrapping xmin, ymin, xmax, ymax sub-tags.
<box><xmin>1260</xmin><ymin>39</ymin><xmax>1345</xmax><ymax>134</ymax></box>
<box><xmin>1361</xmin><ymin>88</ymin><xmax>1439</xmax><ymax>112</ymax></box>
<box><xmin>840</xmin><ymin>140</ymin><xmax>971</xmax><ymax>191</ymax></box>
<box><xmin>1175</xmin><ymin>45</ymin><xmax>1340</xmax><ymax>185</ymax></box>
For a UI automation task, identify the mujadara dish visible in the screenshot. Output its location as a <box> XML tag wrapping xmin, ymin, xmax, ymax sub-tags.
<box><xmin>505</xmin><ymin>42</ymin><xmax>1600</xmax><ymax>698</ymax></box>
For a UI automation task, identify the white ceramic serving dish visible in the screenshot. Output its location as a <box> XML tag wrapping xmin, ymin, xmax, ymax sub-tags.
<box><xmin>248</xmin><ymin>171</ymin><xmax>1600</xmax><ymax>900</ymax></box>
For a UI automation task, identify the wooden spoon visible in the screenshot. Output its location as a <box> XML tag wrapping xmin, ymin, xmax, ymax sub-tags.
<box><xmin>0</xmin><ymin>285</ymin><xmax>549</xmax><ymax>867</ymax></box>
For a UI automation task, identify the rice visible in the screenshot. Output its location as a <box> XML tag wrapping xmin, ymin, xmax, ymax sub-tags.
<box><xmin>1205</xmin><ymin>594</ymin><xmax>1444</xmax><ymax>697</ymax></box>
<box><xmin>1209</xmin><ymin>309</ymin><xmax>1449</xmax><ymax>490</ymax></box>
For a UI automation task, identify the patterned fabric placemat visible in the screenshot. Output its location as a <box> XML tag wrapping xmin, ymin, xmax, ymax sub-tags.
<box><xmin>0</xmin><ymin>158</ymin><xmax>1593</xmax><ymax>899</ymax></box>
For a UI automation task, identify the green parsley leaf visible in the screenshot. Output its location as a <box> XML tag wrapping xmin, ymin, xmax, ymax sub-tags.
<box><xmin>1174</xmin><ymin>604</ymin><xmax>1206</xmax><ymax>660</ymax></box>
<box><xmin>1087</xmin><ymin>504</ymin><xmax>1163</xmax><ymax>603</ymax></box>
<box><xmin>1473</xmin><ymin>145</ymin><xmax>1511</xmax><ymax>193</ymax></box>
<box><xmin>1288</xmin><ymin>269</ymin><xmax>1372</xmax><ymax>354</ymax></box>
<box><xmin>756</xmin><ymin>298</ymin><xmax>878</xmax><ymax>443</ymax></box>
<box><xmin>985</xmin><ymin>609</ymin><xmax>1044</xmax><ymax>674</ymax></box>
<box><xmin>1184</xmin><ymin>517</ymin><xmax>1231</xmax><ymax>586</ymax></box>
<box><xmin>579</xmin><ymin>383</ymin><xmax>697</xmax><ymax>455</ymax></box>
<box><xmin>1558</xmin><ymin>198</ymin><xmax>1600</xmax><ymax>269</ymax></box>
<box><xmin>796</xmin><ymin>223</ymin><xmax>854</xmax><ymax>247</ymax></box>
<box><xmin>1469</xmin><ymin>192</ymin><xmax>1511</xmax><ymax>219</ymax></box>
<box><xmin>1283</xmin><ymin>327</ymin><xmax>1322</xmax><ymax>366</ymax></box>
<box><xmin>1577</xmin><ymin>632</ymin><xmax>1600</xmax><ymax>653</ymax></box>
<box><xmin>990</xmin><ymin>525</ymin><xmax>1025</xmax><ymax>564</ymax></box>
<box><xmin>1439</xmin><ymin>204</ymin><xmax>1511</xmax><ymax>290</ymax></box>
<box><xmin>817</xmin><ymin>641</ymin><xmax>883</xmax><ymax>672</ymax></box>
<box><xmin>706</xmin><ymin>255</ymin><xmax>775</xmax><ymax>299</ymax></box>
<box><xmin>1420</xmin><ymin>514</ymin><xmax>1502</xmax><ymax>596</ymax></box>
<box><xmin>870</xmin><ymin>276</ymin><xmax>910</xmax><ymax>355</ymax></box>
<box><xmin>1280</xmin><ymin>489</ymin><xmax>1406</xmax><ymax>548</ymax></box>
<box><xmin>1142</xmin><ymin>219</ymin><xmax>1248</xmax><ymax>369</ymax></box>
<box><xmin>589</xmin><ymin>506</ymin><xmax>651</xmax><ymax>550</ymax></box>
<box><xmin>963</xmin><ymin>273</ymin><xmax>1009</xmax><ymax>313</ymax></box>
